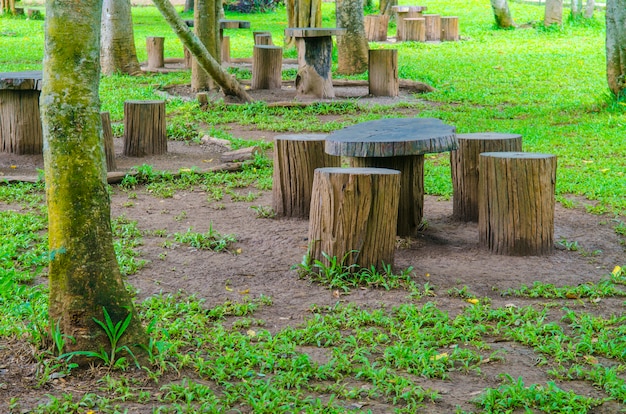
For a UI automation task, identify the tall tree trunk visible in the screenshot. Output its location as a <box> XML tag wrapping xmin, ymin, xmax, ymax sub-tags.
<box><xmin>379</xmin><ymin>0</ymin><xmax>396</xmax><ymax>16</ymax></box>
<box><xmin>544</xmin><ymin>0</ymin><xmax>563</xmax><ymax>26</ymax></box>
<box><xmin>584</xmin><ymin>0</ymin><xmax>594</xmax><ymax>18</ymax></box>
<box><xmin>606</xmin><ymin>0</ymin><xmax>626</xmax><ymax>99</ymax></box>
<box><xmin>336</xmin><ymin>0</ymin><xmax>368</xmax><ymax>74</ymax></box>
<box><xmin>285</xmin><ymin>0</ymin><xmax>322</xmax><ymax>47</ymax></box>
<box><xmin>191</xmin><ymin>0</ymin><xmax>220</xmax><ymax>91</ymax></box>
<box><xmin>100</xmin><ymin>0</ymin><xmax>142</xmax><ymax>75</ymax></box>
<box><xmin>490</xmin><ymin>0</ymin><xmax>515</xmax><ymax>28</ymax></box>
<box><xmin>151</xmin><ymin>0</ymin><xmax>253</xmax><ymax>102</ymax></box>
<box><xmin>184</xmin><ymin>0</ymin><xmax>193</xmax><ymax>12</ymax></box>
<box><xmin>42</xmin><ymin>0</ymin><xmax>145</xmax><ymax>357</ymax></box>
<box><xmin>571</xmin><ymin>0</ymin><xmax>582</xmax><ymax>18</ymax></box>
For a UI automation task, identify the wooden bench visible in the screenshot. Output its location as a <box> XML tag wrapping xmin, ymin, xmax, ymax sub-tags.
<box><xmin>0</xmin><ymin>71</ymin><xmax>43</xmax><ymax>155</ymax></box>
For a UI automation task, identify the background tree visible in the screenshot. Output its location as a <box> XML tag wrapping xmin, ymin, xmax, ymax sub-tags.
<box><xmin>606</xmin><ymin>0</ymin><xmax>626</xmax><ymax>99</ymax></box>
<box><xmin>41</xmin><ymin>0</ymin><xmax>146</xmax><ymax>354</ymax></box>
<box><xmin>544</xmin><ymin>0</ymin><xmax>563</xmax><ymax>25</ymax></box>
<box><xmin>1</xmin><ymin>0</ymin><xmax>16</xmax><ymax>14</ymax></box>
<box><xmin>285</xmin><ymin>0</ymin><xmax>322</xmax><ymax>47</ymax></box>
<box><xmin>101</xmin><ymin>0</ymin><xmax>142</xmax><ymax>75</ymax></box>
<box><xmin>379</xmin><ymin>0</ymin><xmax>396</xmax><ymax>16</ymax></box>
<box><xmin>583</xmin><ymin>0</ymin><xmax>595</xmax><ymax>18</ymax></box>
<box><xmin>490</xmin><ymin>0</ymin><xmax>514</xmax><ymax>28</ymax></box>
<box><xmin>191</xmin><ymin>0</ymin><xmax>220</xmax><ymax>91</ymax></box>
<box><xmin>335</xmin><ymin>0</ymin><xmax>368</xmax><ymax>74</ymax></box>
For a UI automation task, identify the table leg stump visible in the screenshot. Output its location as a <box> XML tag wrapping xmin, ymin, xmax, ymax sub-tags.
<box><xmin>451</xmin><ymin>132</ymin><xmax>523</xmax><ymax>222</ymax></box>
<box><xmin>221</xmin><ymin>36</ymin><xmax>231</xmax><ymax>63</ymax></box>
<box><xmin>441</xmin><ymin>16</ymin><xmax>459</xmax><ymax>41</ymax></box>
<box><xmin>404</xmin><ymin>18</ymin><xmax>426</xmax><ymax>42</ymax></box>
<box><xmin>100</xmin><ymin>112</ymin><xmax>117</xmax><ymax>172</ymax></box>
<box><xmin>254</xmin><ymin>31</ymin><xmax>274</xmax><ymax>45</ymax></box>
<box><xmin>123</xmin><ymin>100</ymin><xmax>167</xmax><ymax>157</ymax></box>
<box><xmin>0</xmin><ymin>89</ymin><xmax>42</xmax><ymax>154</ymax></box>
<box><xmin>252</xmin><ymin>45</ymin><xmax>283</xmax><ymax>90</ymax></box>
<box><xmin>295</xmin><ymin>37</ymin><xmax>335</xmax><ymax>98</ymax></box>
<box><xmin>364</xmin><ymin>14</ymin><xmax>389</xmax><ymax>41</ymax></box>
<box><xmin>350</xmin><ymin>155</ymin><xmax>424</xmax><ymax>237</ymax></box>
<box><xmin>146</xmin><ymin>36</ymin><xmax>165</xmax><ymax>69</ymax></box>
<box><xmin>478</xmin><ymin>152</ymin><xmax>557</xmax><ymax>256</ymax></box>
<box><xmin>308</xmin><ymin>167</ymin><xmax>400</xmax><ymax>271</ymax></box>
<box><xmin>368</xmin><ymin>49</ymin><xmax>398</xmax><ymax>97</ymax></box>
<box><xmin>424</xmin><ymin>14</ymin><xmax>441</xmax><ymax>41</ymax></box>
<box><xmin>272</xmin><ymin>134</ymin><xmax>340</xmax><ymax>218</ymax></box>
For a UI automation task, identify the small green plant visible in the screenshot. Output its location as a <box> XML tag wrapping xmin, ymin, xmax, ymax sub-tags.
<box><xmin>173</xmin><ymin>225</ymin><xmax>237</xmax><ymax>252</ymax></box>
<box><xmin>250</xmin><ymin>205</ymin><xmax>276</xmax><ymax>218</ymax></box>
<box><xmin>557</xmin><ymin>238</ymin><xmax>580</xmax><ymax>251</ymax></box>
<box><xmin>60</xmin><ymin>308</ymin><xmax>138</xmax><ymax>369</ymax></box>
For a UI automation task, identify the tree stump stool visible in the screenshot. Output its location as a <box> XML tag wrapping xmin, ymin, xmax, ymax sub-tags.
<box><xmin>253</xmin><ymin>31</ymin><xmax>274</xmax><ymax>45</ymax></box>
<box><xmin>252</xmin><ymin>45</ymin><xmax>283</xmax><ymax>90</ymax></box>
<box><xmin>146</xmin><ymin>37</ymin><xmax>165</xmax><ymax>69</ymax></box>
<box><xmin>308</xmin><ymin>167</ymin><xmax>400</xmax><ymax>271</ymax></box>
<box><xmin>100</xmin><ymin>112</ymin><xmax>117</xmax><ymax>172</ymax></box>
<box><xmin>364</xmin><ymin>14</ymin><xmax>389</xmax><ymax>41</ymax></box>
<box><xmin>404</xmin><ymin>18</ymin><xmax>426</xmax><ymax>42</ymax></box>
<box><xmin>441</xmin><ymin>16</ymin><xmax>459</xmax><ymax>41</ymax></box>
<box><xmin>221</xmin><ymin>36</ymin><xmax>231</xmax><ymax>63</ymax></box>
<box><xmin>423</xmin><ymin>14</ymin><xmax>441</xmax><ymax>41</ymax></box>
<box><xmin>478</xmin><ymin>152</ymin><xmax>557</xmax><ymax>256</ymax></box>
<box><xmin>273</xmin><ymin>134</ymin><xmax>340</xmax><ymax>218</ymax></box>
<box><xmin>450</xmin><ymin>132</ymin><xmax>523</xmax><ymax>222</ymax></box>
<box><xmin>0</xmin><ymin>90</ymin><xmax>42</xmax><ymax>155</ymax></box>
<box><xmin>392</xmin><ymin>5</ymin><xmax>427</xmax><ymax>41</ymax></box>
<box><xmin>123</xmin><ymin>100</ymin><xmax>167</xmax><ymax>157</ymax></box>
<box><xmin>368</xmin><ymin>49</ymin><xmax>398</xmax><ymax>97</ymax></box>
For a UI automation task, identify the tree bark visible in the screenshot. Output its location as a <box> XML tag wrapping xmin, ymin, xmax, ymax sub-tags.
<box><xmin>584</xmin><ymin>0</ymin><xmax>594</xmax><ymax>18</ymax></box>
<box><xmin>151</xmin><ymin>0</ymin><xmax>253</xmax><ymax>102</ymax></box>
<box><xmin>285</xmin><ymin>0</ymin><xmax>322</xmax><ymax>47</ymax></box>
<box><xmin>191</xmin><ymin>0</ymin><xmax>220</xmax><ymax>91</ymax></box>
<box><xmin>100</xmin><ymin>0</ymin><xmax>142</xmax><ymax>76</ymax></box>
<box><xmin>42</xmin><ymin>0</ymin><xmax>145</xmax><ymax>357</ymax></box>
<box><xmin>368</xmin><ymin>49</ymin><xmax>398</xmax><ymax>96</ymax></box>
<box><xmin>184</xmin><ymin>0</ymin><xmax>193</xmax><ymax>12</ymax></box>
<box><xmin>606</xmin><ymin>0</ymin><xmax>626</xmax><ymax>99</ymax></box>
<box><xmin>336</xmin><ymin>0</ymin><xmax>369</xmax><ymax>74</ymax></box>
<box><xmin>544</xmin><ymin>0</ymin><xmax>563</xmax><ymax>26</ymax></box>
<box><xmin>379</xmin><ymin>0</ymin><xmax>396</xmax><ymax>16</ymax></box>
<box><xmin>490</xmin><ymin>0</ymin><xmax>514</xmax><ymax>29</ymax></box>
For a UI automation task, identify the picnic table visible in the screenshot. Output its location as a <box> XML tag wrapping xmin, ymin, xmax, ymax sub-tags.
<box><xmin>325</xmin><ymin>117</ymin><xmax>457</xmax><ymax>236</ymax></box>
<box><xmin>284</xmin><ymin>28</ymin><xmax>345</xmax><ymax>99</ymax></box>
<box><xmin>0</xmin><ymin>71</ymin><xmax>43</xmax><ymax>154</ymax></box>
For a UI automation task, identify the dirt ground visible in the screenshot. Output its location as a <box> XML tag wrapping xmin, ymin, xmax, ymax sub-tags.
<box><xmin>1</xmin><ymin>85</ymin><xmax>625</xmax><ymax>413</ymax></box>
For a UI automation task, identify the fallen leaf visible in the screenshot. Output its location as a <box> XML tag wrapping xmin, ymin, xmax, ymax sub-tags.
<box><xmin>239</xmin><ymin>289</ymin><xmax>249</xmax><ymax>295</ymax></box>
<box><xmin>332</xmin><ymin>290</ymin><xmax>340</xmax><ymax>298</ymax></box>
<box><xmin>612</xmin><ymin>265</ymin><xmax>622</xmax><ymax>276</ymax></box>
<box><xmin>430</xmin><ymin>352</ymin><xmax>448</xmax><ymax>361</ymax></box>
<box><xmin>565</xmin><ymin>292</ymin><xmax>579</xmax><ymax>299</ymax></box>
<box><xmin>466</xmin><ymin>298</ymin><xmax>479</xmax><ymax>305</ymax></box>
<box><xmin>225</xmin><ymin>286</ymin><xmax>233</xmax><ymax>292</ymax></box>
<box><xmin>235</xmin><ymin>248</ymin><xmax>242</xmax><ymax>255</ymax></box>
<box><xmin>246</xmin><ymin>329</ymin><xmax>256</xmax><ymax>337</ymax></box>
<box><xmin>584</xmin><ymin>355</ymin><xmax>599</xmax><ymax>365</ymax></box>
<box><xmin>202</xmin><ymin>159</ymin><xmax>213</xmax><ymax>163</ymax></box>
<box><xmin>10</xmin><ymin>165</ymin><xmax>16</xmax><ymax>169</ymax></box>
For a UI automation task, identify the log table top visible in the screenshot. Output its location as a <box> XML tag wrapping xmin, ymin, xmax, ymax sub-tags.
<box><xmin>325</xmin><ymin>117</ymin><xmax>457</xmax><ymax>157</ymax></box>
<box><xmin>0</xmin><ymin>71</ymin><xmax>43</xmax><ymax>91</ymax></box>
<box><xmin>391</xmin><ymin>5</ymin><xmax>427</xmax><ymax>12</ymax></box>
<box><xmin>284</xmin><ymin>27</ymin><xmax>346</xmax><ymax>38</ymax></box>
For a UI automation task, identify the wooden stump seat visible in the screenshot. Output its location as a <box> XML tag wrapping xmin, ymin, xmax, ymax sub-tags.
<box><xmin>253</xmin><ymin>31</ymin><xmax>274</xmax><ymax>45</ymax></box>
<box><xmin>478</xmin><ymin>152</ymin><xmax>557</xmax><ymax>256</ymax></box>
<box><xmin>100</xmin><ymin>112</ymin><xmax>117</xmax><ymax>172</ymax></box>
<box><xmin>272</xmin><ymin>134</ymin><xmax>340</xmax><ymax>218</ymax></box>
<box><xmin>252</xmin><ymin>45</ymin><xmax>283</xmax><ymax>90</ymax></box>
<box><xmin>450</xmin><ymin>132</ymin><xmax>523</xmax><ymax>222</ymax></box>
<box><xmin>441</xmin><ymin>16</ymin><xmax>460</xmax><ymax>41</ymax></box>
<box><xmin>423</xmin><ymin>14</ymin><xmax>441</xmax><ymax>41</ymax></box>
<box><xmin>368</xmin><ymin>49</ymin><xmax>398</xmax><ymax>97</ymax></box>
<box><xmin>404</xmin><ymin>18</ymin><xmax>426</xmax><ymax>42</ymax></box>
<box><xmin>146</xmin><ymin>37</ymin><xmax>165</xmax><ymax>69</ymax></box>
<box><xmin>0</xmin><ymin>71</ymin><xmax>43</xmax><ymax>155</ymax></box>
<box><xmin>364</xmin><ymin>14</ymin><xmax>389</xmax><ymax>41</ymax></box>
<box><xmin>123</xmin><ymin>100</ymin><xmax>167</xmax><ymax>157</ymax></box>
<box><xmin>308</xmin><ymin>167</ymin><xmax>400</xmax><ymax>271</ymax></box>
<box><xmin>392</xmin><ymin>5</ymin><xmax>427</xmax><ymax>41</ymax></box>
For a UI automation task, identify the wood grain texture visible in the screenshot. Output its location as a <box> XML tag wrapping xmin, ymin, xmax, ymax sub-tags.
<box><xmin>450</xmin><ymin>133</ymin><xmax>522</xmax><ymax>222</ymax></box>
<box><xmin>123</xmin><ymin>100</ymin><xmax>167</xmax><ymax>157</ymax></box>
<box><xmin>404</xmin><ymin>18</ymin><xmax>425</xmax><ymax>42</ymax></box>
<box><xmin>392</xmin><ymin>5</ymin><xmax>426</xmax><ymax>40</ymax></box>
<box><xmin>272</xmin><ymin>134</ymin><xmax>340</xmax><ymax>218</ymax></box>
<box><xmin>146</xmin><ymin>36</ymin><xmax>165</xmax><ymax>69</ymax></box>
<box><xmin>325</xmin><ymin>118</ymin><xmax>456</xmax><ymax>157</ymax></box>
<box><xmin>478</xmin><ymin>152</ymin><xmax>557</xmax><ymax>256</ymax></box>
<box><xmin>350</xmin><ymin>154</ymin><xmax>423</xmax><ymax>236</ymax></box>
<box><xmin>424</xmin><ymin>14</ymin><xmax>441</xmax><ymax>41</ymax></box>
<box><xmin>364</xmin><ymin>14</ymin><xmax>389</xmax><ymax>41</ymax></box>
<box><xmin>252</xmin><ymin>45</ymin><xmax>283</xmax><ymax>90</ymax></box>
<box><xmin>0</xmin><ymin>90</ymin><xmax>42</xmax><ymax>154</ymax></box>
<box><xmin>100</xmin><ymin>112</ymin><xmax>117</xmax><ymax>172</ymax></box>
<box><xmin>368</xmin><ymin>49</ymin><xmax>398</xmax><ymax>97</ymax></box>
<box><xmin>308</xmin><ymin>167</ymin><xmax>400</xmax><ymax>270</ymax></box>
<box><xmin>440</xmin><ymin>16</ymin><xmax>459</xmax><ymax>41</ymax></box>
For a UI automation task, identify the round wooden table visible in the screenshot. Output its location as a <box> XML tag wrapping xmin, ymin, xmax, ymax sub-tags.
<box><xmin>325</xmin><ymin>117</ymin><xmax>456</xmax><ymax>236</ymax></box>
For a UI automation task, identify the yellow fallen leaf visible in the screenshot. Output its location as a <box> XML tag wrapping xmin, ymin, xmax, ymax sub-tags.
<box><xmin>425</xmin><ymin>273</ymin><xmax>430</xmax><ymax>277</ymax></box>
<box><xmin>235</xmin><ymin>248</ymin><xmax>242</xmax><ymax>254</ymax></box>
<box><xmin>430</xmin><ymin>352</ymin><xmax>448</xmax><ymax>361</ymax></box>
<box><xmin>582</xmin><ymin>160</ymin><xmax>593</xmax><ymax>164</ymax></box>
<box><xmin>600</xmin><ymin>168</ymin><xmax>609</xmax><ymax>173</ymax></box>
<box><xmin>202</xmin><ymin>159</ymin><xmax>213</xmax><ymax>163</ymax></box>
<box><xmin>565</xmin><ymin>292</ymin><xmax>579</xmax><ymax>299</ymax></box>
<box><xmin>179</xmin><ymin>168</ymin><xmax>191</xmax><ymax>173</ymax></box>
<box><xmin>10</xmin><ymin>165</ymin><xmax>17</xmax><ymax>169</ymax></box>
<box><xmin>584</xmin><ymin>355</ymin><xmax>599</xmax><ymax>365</ymax></box>
<box><xmin>225</xmin><ymin>286</ymin><xmax>233</xmax><ymax>292</ymax></box>
<box><xmin>612</xmin><ymin>266</ymin><xmax>622</xmax><ymax>276</ymax></box>
<box><xmin>239</xmin><ymin>289</ymin><xmax>249</xmax><ymax>295</ymax></box>
<box><xmin>247</xmin><ymin>329</ymin><xmax>256</xmax><ymax>337</ymax></box>
<box><xmin>466</xmin><ymin>298</ymin><xmax>479</xmax><ymax>305</ymax></box>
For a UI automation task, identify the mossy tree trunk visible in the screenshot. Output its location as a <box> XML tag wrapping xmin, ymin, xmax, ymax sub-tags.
<box><xmin>490</xmin><ymin>0</ymin><xmax>514</xmax><ymax>28</ymax></box>
<box><xmin>100</xmin><ymin>0</ymin><xmax>142</xmax><ymax>75</ymax></box>
<box><xmin>606</xmin><ymin>0</ymin><xmax>626</xmax><ymax>99</ymax></box>
<box><xmin>336</xmin><ymin>0</ymin><xmax>368</xmax><ymax>75</ymax></box>
<box><xmin>42</xmin><ymin>0</ymin><xmax>146</xmax><ymax>357</ymax></box>
<box><xmin>151</xmin><ymin>0</ymin><xmax>253</xmax><ymax>102</ymax></box>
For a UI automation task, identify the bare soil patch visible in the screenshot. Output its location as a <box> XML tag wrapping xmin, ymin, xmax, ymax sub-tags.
<box><xmin>0</xmin><ymin>86</ymin><xmax>624</xmax><ymax>412</ymax></box>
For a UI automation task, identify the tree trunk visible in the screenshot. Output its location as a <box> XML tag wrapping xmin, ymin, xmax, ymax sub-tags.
<box><xmin>490</xmin><ymin>0</ymin><xmax>514</xmax><ymax>28</ymax></box>
<box><xmin>606</xmin><ymin>0</ymin><xmax>626</xmax><ymax>99</ymax></box>
<box><xmin>379</xmin><ymin>0</ymin><xmax>396</xmax><ymax>16</ymax></box>
<box><xmin>191</xmin><ymin>0</ymin><xmax>220</xmax><ymax>91</ymax></box>
<box><xmin>184</xmin><ymin>0</ymin><xmax>193</xmax><ymax>12</ymax></box>
<box><xmin>42</xmin><ymin>0</ymin><xmax>145</xmax><ymax>357</ymax></box>
<box><xmin>152</xmin><ymin>0</ymin><xmax>253</xmax><ymax>102</ymax></box>
<box><xmin>584</xmin><ymin>0</ymin><xmax>594</xmax><ymax>18</ymax></box>
<box><xmin>285</xmin><ymin>0</ymin><xmax>322</xmax><ymax>47</ymax></box>
<box><xmin>100</xmin><ymin>0</ymin><xmax>142</xmax><ymax>76</ymax></box>
<box><xmin>336</xmin><ymin>0</ymin><xmax>369</xmax><ymax>74</ymax></box>
<box><xmin>544</xmin><ymin>0</ymin><xmax>563</xmax><ymax>26</ymax></box>
<box><xmin>571</xmin><ymin>0</ymin><xmax>582</xmax><ymax>18</ymax></box>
